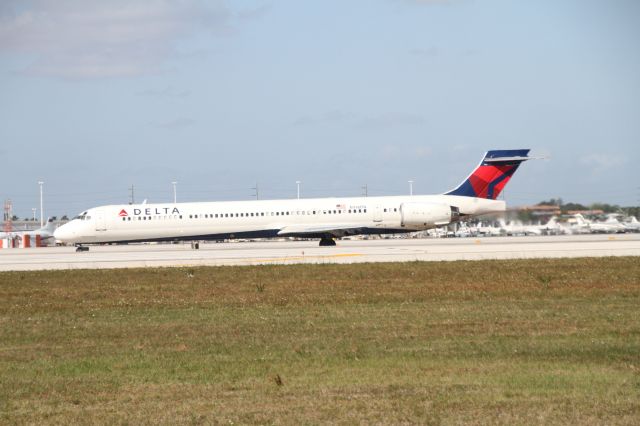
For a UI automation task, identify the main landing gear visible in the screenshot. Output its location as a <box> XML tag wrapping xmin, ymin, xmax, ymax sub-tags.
<box><xmin>75</xmin><ymin>245</ymin><xmax>89</xmax><ymax>252</ymax></box>
<box><xmin>319</xmin><ymin>237</ymin><xmax>336</xmax><ymax>247</ymax></box>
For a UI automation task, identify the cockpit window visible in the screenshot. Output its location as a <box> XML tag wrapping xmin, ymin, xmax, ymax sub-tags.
<box><xmin>73</xmin><ymin>211</ymin><xmax>89</xmax><ymax>221</ymax></box>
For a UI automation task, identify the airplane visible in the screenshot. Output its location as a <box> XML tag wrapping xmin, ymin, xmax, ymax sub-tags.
<box><xmin>474</xmin><ymin>221</ymin><xmax>502</xmax><ymax>237</ymax></box>
<box><xmin>454</xmin><ymin>222</ymin><xmax>474</xmax><ymax>238</ymax></box>
<box><xmin>0</xmin><ymin>218</ymin><xmax>58</xmax><ymax>243</ymax></box>
<box><xmin>522</xmin><ymin>216</ymin><xmax>562</xmax><ymax>236</ymax></box>
<box><xmin>591</xmin><ymin>215</ymin><xmax>627</xmax><ymax>233</ymax></box>
<box><xmin>497</xmin><ymin>218</ymin><xmax>526</xmax><ymax>236</ymax></box>
<box><xmin>573</xmin><ymin>213</ymin><xmax>626</xmax><ymax>234</ymax></box>
<box><xmin>623</xmin><ymin>216</ymin><xmax>640</xmax><ymax>232</ymax></box>
<box><xmin>54</xmin><ymin>149</ymin><xmax>537</xmax><ymax>251</ymax></box>
<box><xmin>565</xmin><ymin>214</ymin><xmax>590</xmax><ymax>234</ymax></box>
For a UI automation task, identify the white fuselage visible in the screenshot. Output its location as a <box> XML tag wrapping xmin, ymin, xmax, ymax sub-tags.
<box><xmin>54</xmin><ymin>194</ymin><xmax>505</xmax><ymax>244</ymax></box>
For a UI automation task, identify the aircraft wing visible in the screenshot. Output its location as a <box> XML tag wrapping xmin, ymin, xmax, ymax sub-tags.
<box><xmin>278</xmin><ymin>223</ymin><xmax>368</xmax><ymax>238</ymax></box>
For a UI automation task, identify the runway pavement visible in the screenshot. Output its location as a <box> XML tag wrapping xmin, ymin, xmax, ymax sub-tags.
<box><xmin>1</xmin><ymin>234</ymin><xmax>639</xmax><ymax>271</ymax></box>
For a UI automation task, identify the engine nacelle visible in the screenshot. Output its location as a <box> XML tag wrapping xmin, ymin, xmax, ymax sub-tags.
<box><xmin>400</xmin><ymin>202</ymin><xmax>459</xmax><ymax>228</ymax></box>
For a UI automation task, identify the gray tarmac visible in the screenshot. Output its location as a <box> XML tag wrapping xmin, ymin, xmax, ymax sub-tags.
<box><xmin>1</xmin><ymin>234</ymin><xmax>639</xmax><ymax>271</ymax></box>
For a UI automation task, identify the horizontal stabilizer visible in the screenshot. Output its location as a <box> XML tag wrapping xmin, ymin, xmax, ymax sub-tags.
<box><xmin>483</xmin><ymin>156</ymin><xmax>532</xmax><ymax>163</ymax></box>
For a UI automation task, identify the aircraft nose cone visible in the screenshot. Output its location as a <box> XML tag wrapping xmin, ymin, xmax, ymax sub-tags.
<box><xmin>53</xmin><ymin>224</ymin><xmax>72</xmax><ymax>242</ymax></box>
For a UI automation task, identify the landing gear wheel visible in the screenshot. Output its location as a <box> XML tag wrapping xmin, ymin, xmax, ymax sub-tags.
<box><xmin>75</xmin><ymin>246</ymin><xmax>89</xmax><ymax>252</ymax></box>
<box><xmin>319</xmin><ymin>238</ymin><xmax>336</xmax><ymax>247</ymax></box>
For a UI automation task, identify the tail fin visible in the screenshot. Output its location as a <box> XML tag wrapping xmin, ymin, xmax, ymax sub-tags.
<box><xmin>42</xmin><ymin>218</ymin><xmax>56</xmax><ymax>232</ymax></box>
<box><xmin>573</xmin><ymin>214</ymin><xmax>587</xmax><ymax>225</ymax></box>
<box><xmin>445</xmin><ymin>149</ymin><xmax>532</xmax><ymax>199</ymax></box>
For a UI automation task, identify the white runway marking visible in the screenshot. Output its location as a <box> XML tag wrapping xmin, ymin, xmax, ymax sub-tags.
<box><xmin>1</xmin><ymin>235</ymin><xmax>639</xmax><ymax>271</ymax></box>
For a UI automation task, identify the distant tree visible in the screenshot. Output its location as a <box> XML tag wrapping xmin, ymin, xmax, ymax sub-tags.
<box><xmin>61</xmin><ymin>215</ymin><xmax>69</xmax><ymax>221</ymax></box>
<box><xmin>590</xmin><ymin>203</ymin><xmax>619</xmax><ymax>213</ymax></box>
<box><xmin>517</xmin><ymin>210</ymin><xmax>534</xmax><ymax>222</ymax></box>
<box><xmin>537</xmin><ymin>198</ymin><xmax>562</xmax><ymax>206</ymax></box>
<box><xmin>626</xmin><ymin>207</ymin><xmax>640</xmax><ymax>218</ymax></box>
<box><xmin>562</xmin><ymin>202</ymin><xmax>588</xmax><ymax>213</ymax></box>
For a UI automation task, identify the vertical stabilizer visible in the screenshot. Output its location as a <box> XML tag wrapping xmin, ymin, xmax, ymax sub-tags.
<box><xmin>446</xmin><ymin>149</ymin><xmax>532</xmax><ymax>199</ymax></box>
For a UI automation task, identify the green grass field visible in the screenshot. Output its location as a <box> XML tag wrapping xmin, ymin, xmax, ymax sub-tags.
<box><xmin>1</xmin><ymin>258</ymin><xmax>639</xmax><ymax>424</ymax></box>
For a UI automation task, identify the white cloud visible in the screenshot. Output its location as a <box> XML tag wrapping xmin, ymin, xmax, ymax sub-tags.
<box><xmin>410</xmin><ymin>46</ymin><xmax>439</xmax><ymax>57</ymax></box>
<box><xmin>579</xmin><ymin>153</ymin><xmax>627</xmax><ymax>173</ymax></box>
<box><xmin>359</xmin><ymin>112</ymin><xmax>426</xmax><ymax>129</ymax></box>
<box><xmin>154</xmin><ymin>117</ymin><xmax>195</xmax><ymax>129</ymax></box>
<box><xmin>0</xmin><ymin>0</ymin><xmax>230</xmax><ymax>78</ymax></box>
<box><xmin>136</xmin><ymin>86</ymin><xmax>191</xmax><ymax>98</ymax></box>
<box><xmin>293</xmin><ymin>110</ymin><xmax>426</xmax><ymax>129</ymax></box>
<box><xmin>236</xmin><ymin>3</ymin><xmax>272</xmax><ymax>21</ymax></box>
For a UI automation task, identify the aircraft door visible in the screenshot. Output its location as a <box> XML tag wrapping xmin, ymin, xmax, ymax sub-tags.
<box><xmin>95</xmin><ymin>210</ymin><xmax>107</xmax><ymax>231</ymax></box>
<box><xmin>373</xmin><ymin>205</ymin><xmax>383</xmax><ymax>222</ymax></box>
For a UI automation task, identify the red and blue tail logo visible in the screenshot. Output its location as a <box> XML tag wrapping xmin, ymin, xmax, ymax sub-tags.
<box><xmin>445</xmin><ymin>149</ymin><xmax>531</xmax><ymax>200</ymax></box>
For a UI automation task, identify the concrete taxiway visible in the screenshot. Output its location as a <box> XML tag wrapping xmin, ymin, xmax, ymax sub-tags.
<box><xmin>1</xmin><ymin>234</ymin><xmax>639</xmax><ymax>271</ymax></box>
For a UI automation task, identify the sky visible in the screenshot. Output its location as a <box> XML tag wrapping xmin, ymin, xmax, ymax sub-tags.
<box><xmin>1</xmin><ymin>0</ymin><xmax>639</xmax><ymax>219</ymax></box>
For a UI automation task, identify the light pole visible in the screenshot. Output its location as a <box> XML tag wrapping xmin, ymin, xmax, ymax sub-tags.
<box><xmin>408</xmin><ymin>180</ymin><xmax>414</xmax><ymax>196</ymax></box>
<box><xmin>38</xmin><ymin>181</ymin><xmax>44</xmax><ymax>227</ymax></box>
<box><xmin>172</xmin><ymin>181</ymin><xmax>177</xmax><ymax>204</ymax></box>
<box><xmin>32</xmin><ymin>208</ymin><xmax>36</xmax><ymax>222</ymax></box>
<box><xmin>296</xmin><ymin>180</ymin><xmax>301</xmax><ymax>199</ymax></box>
